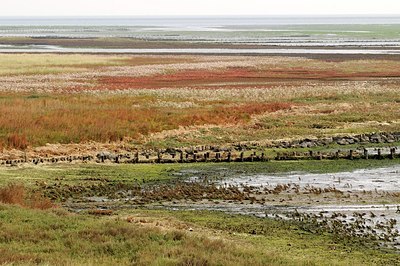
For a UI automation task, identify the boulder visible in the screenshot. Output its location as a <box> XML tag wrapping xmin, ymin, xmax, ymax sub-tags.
<box><xmin>96</xmin><ymin>151</ymin><xmax>117</xmax><ymax>161</ymax></box>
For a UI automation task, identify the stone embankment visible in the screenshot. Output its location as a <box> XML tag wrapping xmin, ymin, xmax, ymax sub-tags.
<box><xmin>1</xmin><ymin>132</ymin><xmax>399</xmax><ymax>166</ymax></box>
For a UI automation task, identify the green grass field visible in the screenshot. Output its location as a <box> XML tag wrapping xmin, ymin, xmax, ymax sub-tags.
<box><xmin>1</xmin><ymin>205</ymin><xmax>399</xmax><ymax>266</ymax></box>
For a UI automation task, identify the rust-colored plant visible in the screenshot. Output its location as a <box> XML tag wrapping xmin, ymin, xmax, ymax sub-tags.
<box><xmin>7</xmin><ymin>134</ymin><xmax>28</xmax><ymax>150</ymax></box>
<box><xmin>0</xmin><ymin>183</ymin><xmax>55</xmax><ymax>210</ymax></box>
<box><xmin>0</xmin><ymin>183</ymin><xmax>26</xmax><ymax>206</ymax></box>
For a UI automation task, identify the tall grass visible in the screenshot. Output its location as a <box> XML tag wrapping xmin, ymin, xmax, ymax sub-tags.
<box><xmin>0</xmin><ymin>93</ymin><xmax>292</xmax><ymax>147</ymax></box>
<box><xmin>6</xmin><ymin>133</ymin><xmax>28</xmax><ymax>150</ymax></box>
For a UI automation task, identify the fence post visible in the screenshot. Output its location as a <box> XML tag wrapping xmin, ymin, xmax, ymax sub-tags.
<box><xmin>364</xmin><ymin>148</ymin><xmax>368</xmax><ymax>160</ymax></box>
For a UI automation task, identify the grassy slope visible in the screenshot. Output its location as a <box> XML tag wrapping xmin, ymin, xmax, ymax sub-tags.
<box><xmin>0</xmin><ymin>205</ymin><xmax>398</xmax><ymax>266</ymax></box>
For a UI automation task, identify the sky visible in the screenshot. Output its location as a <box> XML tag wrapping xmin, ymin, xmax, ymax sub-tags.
<box><xmin>0</xmin><ymin>0</ymin><xmax>399</xmax><ymax>17</ymax></box>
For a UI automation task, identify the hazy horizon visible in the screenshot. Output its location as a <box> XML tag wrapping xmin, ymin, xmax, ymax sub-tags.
<box><xmin>1</xmin><ymin>14</ymin><xmax>400</xmax><ymax>17</ymax></box>
<box><xmin>1</xmin><ymin>15</ymin><xmax>400</xmax><ymax>27</ymax></box>
<box><xmin>1</xmin><ymin>0</ymin><xmax>399</xmax><ymax>17</ymax></box>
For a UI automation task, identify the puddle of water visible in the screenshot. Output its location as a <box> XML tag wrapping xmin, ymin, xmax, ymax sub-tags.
<box><xmin>218</xmin><ymin>165</ymin><xmax>400</xmax><ymax>192</ymax></box>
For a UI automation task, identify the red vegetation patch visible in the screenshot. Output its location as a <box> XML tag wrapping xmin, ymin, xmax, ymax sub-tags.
<box><xmin>7</xmin><ymin>134</ymin><xmax>28</xmax><ymax>150</ymax></box>
<box><xmin>87</xmin><ymin>67</ymin><xmax>400</xmax><ymax>91</ymax></box>
<box><xmin>0</xmin><ymin>94</ymin><xmax>292</xmax><ymax>147</ymax></box>
<box><xmin>95</xmin><ymin>68</ymin><xmax>261</xmax><ymax>90</ymax></box>
<box><xmin>178</xmin><ymin>102</ymin><xmax>292</xmax><ymax>126</ymax></box>
<box><xmin>0</xmin><ymin>183</ymin><xmax>55</xmax><ymax>210</ymax></box>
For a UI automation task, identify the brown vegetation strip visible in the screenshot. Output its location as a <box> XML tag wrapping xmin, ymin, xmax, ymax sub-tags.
<box><xmin>91</xmin><ymin>67</ymin><xmax>400</xmax><ymax>91</ymax></box>
<box><xmin>0</xmin><ymin>94</ymin><xmax>292</xmax><ymax>149</ymax></box>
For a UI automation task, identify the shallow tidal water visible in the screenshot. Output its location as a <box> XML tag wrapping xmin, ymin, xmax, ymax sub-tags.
<box><xmin>218</xmin><ymin>165</ymin><xmax>400</xmax><ymax>192</ymax></box>
<box><xmin>1</xmin><ymin>45</ymin><xmax>400</xmax><ymax>55</ymax></box>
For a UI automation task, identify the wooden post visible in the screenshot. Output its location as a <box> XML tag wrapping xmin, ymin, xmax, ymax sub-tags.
<box><xmin>193</xmin><ymin>153</ymin><xmax>197</xmax><ymax>162</ymax></box>
<box><xmin>157</xmin><ymin>152</ymin><xmax>161</xmax><ymax>163</ymax></box>
<box><xmin>309</xmin><ymin>150</ymin><xmax>313</xmax><ymax>158</ymax></box>
<box><xmin>180</xmin><ymin>152</ymin><xmax>184</xmax><ymax>163</ymax></box>
<box><xmin>378</xmin><ymin>148</ymin><xmax>382</xmax><ymax>159</ymax></box>
<box><xmin>390</xmin><ymin>148</ymin><xmax>395</xmax><ymax>159</ymax></box>
<box><xmin>261</xmin><ymin>152</ymin><xmax>265</xmax><ymax>162</ymax></box>
<box><xmin>349</xmin><ymin>150</ymin><xmax>354</xmax><ymax>160</ymax></box>
<box><xmin>335</xmin><ymin>150</ymin><xmax>340</xmax><ymax>160</ymax></box>
<box><xmin>227</xmin><ymin>152</ymin><xmax>231</xmax><ymax>162</ymax></box>
<box><xmin>240</xmin><ymin>152</ymin><xmax>244</xmax><ymax>162</ymax></box>
<box><xmin>364</xmin><ymin>148</ymin><xmax>368</xmax><ymax>160</ymax></box>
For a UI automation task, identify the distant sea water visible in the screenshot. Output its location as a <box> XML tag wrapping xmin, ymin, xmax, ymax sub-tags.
<box><xmin>0</xmin><ymin>16</ymin><xmax>400</xmax><ymax>54</ymax></box>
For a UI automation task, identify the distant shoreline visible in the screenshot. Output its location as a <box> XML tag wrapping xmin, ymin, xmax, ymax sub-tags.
<box><xmin>0</xmin><ymin>15</ymin><xmax>400</xmax><ymax>26</ymax></box>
